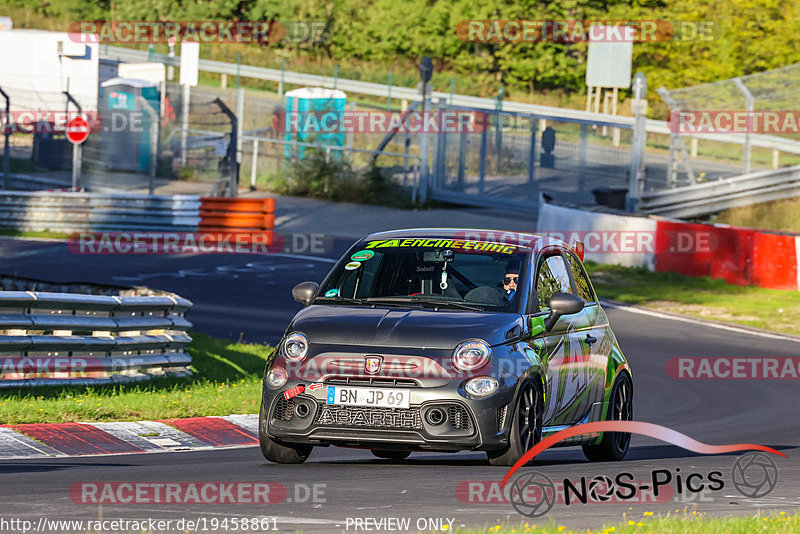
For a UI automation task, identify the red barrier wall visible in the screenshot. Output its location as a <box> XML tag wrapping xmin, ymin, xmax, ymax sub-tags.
<box><xmin>654</xmin><ymin>220</ymin><xmax>798</xmax><ymax>290</ymax></box>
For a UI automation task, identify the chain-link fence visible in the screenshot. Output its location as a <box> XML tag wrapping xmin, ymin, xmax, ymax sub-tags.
<box><xmin>427</xmin><ymin>102</ymin><xmax>634</xmax><ymax>209</ymax></box>
<box><xmin>656</xmin><ymin>63</ymin><xmax>800</xmax><ymax>189</ymax></box>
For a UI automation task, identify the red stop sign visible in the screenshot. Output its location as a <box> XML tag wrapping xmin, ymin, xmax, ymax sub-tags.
<box><xmin>66</xmin><ymin>116</ymin><xmax>90</xmax><ymax>144</ymax></box>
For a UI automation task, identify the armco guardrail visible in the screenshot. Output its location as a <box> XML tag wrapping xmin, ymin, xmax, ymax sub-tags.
<box><xmin>639</xmin><ymin>165</ymin><xmax>800</xmax><ymax>218</ymax></box>
<box><xmin>0</xmin><ymin>191</ymin><xmax>200</xmax><ymax>232</ymax></box>
<box><xmin>0</xmin><ymin>290</ymin><xmax>193</xmax><ymax>387</ymax></box>
<box><xmin>101</xmin><ymin>45</ymin><xmax>800</xmax><ymax>155</ymax></box>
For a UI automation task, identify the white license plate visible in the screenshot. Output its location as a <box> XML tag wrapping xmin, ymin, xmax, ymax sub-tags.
<box><xmin>326</xmin><ymin>386</ymin><xmax>410</xmax><ymax>409</ymax></box>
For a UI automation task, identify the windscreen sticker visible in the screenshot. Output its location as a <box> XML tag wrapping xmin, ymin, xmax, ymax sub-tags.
<box><xmin>364</xmin><ymin>238</ymin><xmax>518</xmax><ymax>254</ymax></box>
<box><xmin>344</xmin><ymin>261</ymin><xmax>362</xmax><ymax>270</ymax></box>
<box><xmin>350</xmin><ymin>250</ymin><xmax>375</xmax><ymax>261</ymax></box>
<box><xmin>324</xmin><ymin>288</ymin><xmax>340</xmax><ymax>297</ymax></box>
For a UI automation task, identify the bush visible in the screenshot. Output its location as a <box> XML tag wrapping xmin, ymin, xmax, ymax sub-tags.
<box><xmin>270</xmin><ymin>149</ymin><xmax>415</xmax><ymax>208</ymax></box>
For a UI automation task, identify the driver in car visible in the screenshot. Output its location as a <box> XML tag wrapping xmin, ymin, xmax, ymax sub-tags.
<box><xmin>502</xmin><ymin>259</ymin><xmax>520</xmax><ymax>305</ymax></box>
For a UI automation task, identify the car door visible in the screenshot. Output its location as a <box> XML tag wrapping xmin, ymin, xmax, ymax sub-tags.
<box><xmin>565</xmin><ymin>251</ymin><xmax>613</xmax><ymax>421</ymax></box>
<box><xmin>527</xmin><ymin>250</ymin><xmax>592</xmax><ymax>427</ymax></box>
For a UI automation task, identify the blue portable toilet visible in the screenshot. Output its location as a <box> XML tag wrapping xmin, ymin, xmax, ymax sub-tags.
<box><xmin>99</xmin><ymin>78</ymin><xmax>160</xmax><ymax>172</ymax></box>
<box><xmin>284</xmin><ymin>87</ymin><xmax>346</xmax><ymax>160</ymax></box>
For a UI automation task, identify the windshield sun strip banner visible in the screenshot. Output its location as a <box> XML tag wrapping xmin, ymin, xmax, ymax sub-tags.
<box><xmin>363</xmin><ymin>238</ymin><xmax>524</xmax><ymax>254</ymax></box>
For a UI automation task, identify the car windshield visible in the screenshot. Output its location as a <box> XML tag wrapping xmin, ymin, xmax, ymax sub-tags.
<box><xmin>316</xmin><ymin>238</ymin><xmax>529</xmax><ymax>312</ymax></box>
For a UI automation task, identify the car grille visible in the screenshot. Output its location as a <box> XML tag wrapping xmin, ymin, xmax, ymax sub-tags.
<box><xmin>315</xmin><ymin>405</ymin><xmax>422</xmax><ymax>430</ymax></box>
<box><xmin>448</xmin><ymin>405</ymin><xmax>473</xmax><ymax>431</ymax></box>
<box><xmin>325</xmin><ymin>376</ymin><xmax>419</xmax><ymax>387</ymax></box>
<box><xmin>273</xmin><ymin>397</ymin><xmax>295</xmax><ymax>421</ymax></box>
<box><xmin>497</xmin><ymin>404</ymin><xmax>508</xmax><ymax>431</ymax></box>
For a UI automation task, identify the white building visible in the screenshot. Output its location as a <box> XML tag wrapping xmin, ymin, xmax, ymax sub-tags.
<box><xmin>0</xmin><ymin>28</ymin><xmax>100</xmax><ymax>112</ymax></box>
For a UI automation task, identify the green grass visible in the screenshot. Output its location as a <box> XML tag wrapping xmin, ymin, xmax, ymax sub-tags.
<box><xmin>714</xmin><ymin>197</ymin><xmax>800</xmax><ymax>233</ymax></box>
<box><xmin>0</xmin><ymin>229</ymin><xmax>72</xmax><ymax>239</ymax></box>
<box><xmin>585</xmin><ymin>263</ymin><xmax>800</xmax><ymax>336</ymax></box>
<box><xmin>0</xmin><ymin>332</ymin><xmax>273</xmax><ymax>424</ymax></box>
<box><xmin>456</xmin><ymin>510</ymin><xmax>799</xmax><ymax>533</ymax></box>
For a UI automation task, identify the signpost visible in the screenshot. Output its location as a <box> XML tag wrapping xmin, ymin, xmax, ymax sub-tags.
<box><xmin>65</xmin><ymin>116</ymin><xmax>89</xmax><ymax>145</ymax></box>
<box><xmin>66</xmin><ymin>116</ymin><xmax>89</xmax><ymax>190</ymax></box>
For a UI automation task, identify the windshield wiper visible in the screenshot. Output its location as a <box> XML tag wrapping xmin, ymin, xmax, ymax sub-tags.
<box><xmin>314</xmin><ymin>297</ymin><xmax>369</xmax><ymax>305</ymax></box>
<box><xmin>422</xmin><ymin>300</ymin><xmax>485</xmax><ymax>312</ymax></box>
<box><xmin>367</xmin><ymin>296</ymin><xmax>485</xmax><ymax>312</ymax></box>
<box><xmin>315</xmin><ymin>297</ymin><xmax>422</xmax><ymax>309</ymax></box>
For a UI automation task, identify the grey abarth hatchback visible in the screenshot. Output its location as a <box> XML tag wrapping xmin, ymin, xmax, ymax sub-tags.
<box><xmin>259</xmin><ymin>229</ymin><xmax>633</xmax><ymax>465</ymax></box>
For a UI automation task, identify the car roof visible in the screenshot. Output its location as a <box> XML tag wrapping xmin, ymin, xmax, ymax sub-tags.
<box><xmin>361</xmin><ymin>228</ymin><xmax>569</xmax><ymax>250</ymax></box>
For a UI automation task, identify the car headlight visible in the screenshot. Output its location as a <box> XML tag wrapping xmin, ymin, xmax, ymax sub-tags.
<box><xmin>283</xmin><ymin>332</ymin><xmax>309</xmax><ymax>362</ymax></box>
<box><xmin>267</xmin><ymin>367</ymin><xmax>288</xmax><ymax>388</ymax></box>
<box><xmin>464</xmin><ymin>376</ymin><xmax>499</xmax><ymax>398</ymax></box>
<box><xmin>452</xmin><ymin>339</ymin><xmax>492</xmax><ymax>371</ymax></box>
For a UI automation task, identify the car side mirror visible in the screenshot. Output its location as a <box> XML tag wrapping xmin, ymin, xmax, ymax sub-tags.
<box><xmin>292</xmin><ymin>281</ymin><xmax>320</xmax><ymax>306</ymax></box>
<box><xmin>544</xmin><ymin>292</ymin><xmax>585</xmax><ymax>331</ymax></box>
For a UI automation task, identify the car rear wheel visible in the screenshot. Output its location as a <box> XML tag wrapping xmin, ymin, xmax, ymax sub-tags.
<box><xmin>258</xmin><ymin>403</ymin><xmax>313</xmax><ymax>464</ymax></box>
<box><xmin>371</xmin><ymin>449</ymin><xmax>411</xmax><ymax>461</ymax></box>
<box><xmin>487</xmin><ymin>381</ymin><xmax>543</xmax><ymax>466</ymax></box>
<box><xmin>583</xmin><ymin>372</ymin><xmax>633</xmax><ymax>462</ymax></box>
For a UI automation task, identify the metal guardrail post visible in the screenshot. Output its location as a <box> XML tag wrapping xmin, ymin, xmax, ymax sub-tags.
<box><xmin>627</xmin><ymin>72</ymin><xmax>647</xmax><ymax>212</ymax></box>
<box><xmin>418</xmin><ymin>96</ymin><xmax>431</xmax><ymax>203</ymax></box>
<box><xmin>457</xmin><ymin>130</ymin><xmax>467</xmax><ymax>191</ymax></box>
<box><xmin>478</xmin><ymin>118</ymin><xmax>488</xmax><ymax>194</ymax></box>
<box><xmin>0</xmin><ymin>86</ymin><xmax>9</xmax><ymax>190</ymax></box>
<box><xmin>449</xmin><ymin>77</ymin><xmax>455</xmax><ymax>105</ymax></box>
<box><xmin>494</xmin><ymin>87</ymin><xmax>504</xmax><ymax>168</ymax></box>
<box><xmin>236</xmin><ymin>53</ymin><xmax>242</xmax><ymax>89</ymax></box>
<box><xmin>527</xmin><ymin>118</ymin><xmax>537</xmax><ymax>200</ymax></box>
<box><xmin>279</xmin><ymin>58</ymin><xmax>285</xmax><ymax>100</ymax></box>
<box><xmin>250</xmin><ymin>138</ymin><xmax>259</xmax><ymax>190</ymax></box>
<box><xmin>236</xmin><ymin>87</ymin><xmax>245</xmax><ymax>170</ymax></box>
<box><xmin>136</xmin><ymin>96</ymin><xmax>159</xmax><ymax>195</ymax></box>
<box><xmin>180</xmin><ymin>84</ymin><xmax>190</xmax><ymax>166</ymax></box>
<box><xmin>434</xmin><ymin>98</ymin><xmax>447</xmax><ymax>188</ymax></box>
<box><xmin>387</xmin><ymin>70</ymin><xmax>392</xmax><ymax>110</ymax></box>
<box><xmin>579</xmin><ymin>123</ymin><xmax>587</xmax><ymax>193</ymax></box>
<box><xmin>733</xmin><ymin>78</ymin><xmax>753</xmax><ymax>174</ymax></box>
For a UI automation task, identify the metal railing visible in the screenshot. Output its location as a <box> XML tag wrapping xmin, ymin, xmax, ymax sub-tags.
<box><xmin>639</xmin><ymin>165</ymin><xmax>800</xmax><ymax>218</ymax></box>
<box><xmin>0</xmin><ymin>191</ymin><xmax>200</xmax><ymax>232</ymax></box>
<box><xmin>0</xmin><ymin>290</ymin><xmax>193</xmax><ymax>388</ymax></box>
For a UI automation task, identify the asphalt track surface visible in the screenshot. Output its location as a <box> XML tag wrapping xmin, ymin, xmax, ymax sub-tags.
<box><xmin>1</xmin><ymin>236</ymin><xmax>799</xmax><ymax>532</ymax></box>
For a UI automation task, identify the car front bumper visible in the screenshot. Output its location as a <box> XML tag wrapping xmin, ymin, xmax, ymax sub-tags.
<box><xmin>261</xmin><ymin>378</ymin><xmax>518</xmax><ymax>452</ymax></box>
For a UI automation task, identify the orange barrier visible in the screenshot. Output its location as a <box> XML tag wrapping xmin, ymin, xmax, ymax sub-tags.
<box><xmin>199</xmin><ymin>197</ymin><xmax>275</xmax><ymax>244</ymax></box>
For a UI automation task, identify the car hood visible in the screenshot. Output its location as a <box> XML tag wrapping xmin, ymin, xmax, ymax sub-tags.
<box><xmin>288</xmin><ymin>304</ymin><xmax>523</xmax><ymax>349</ymax></box>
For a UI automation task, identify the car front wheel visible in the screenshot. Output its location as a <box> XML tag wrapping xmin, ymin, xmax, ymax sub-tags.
<box><xmin>258</xmin><ymin>404</ymin><xmax>312</xmax><ymax>464</ymax></box>
<box><xmin>487</xmin><ymin>380</ymin><xmax>543</xmax><ymax>466</ymax></box>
